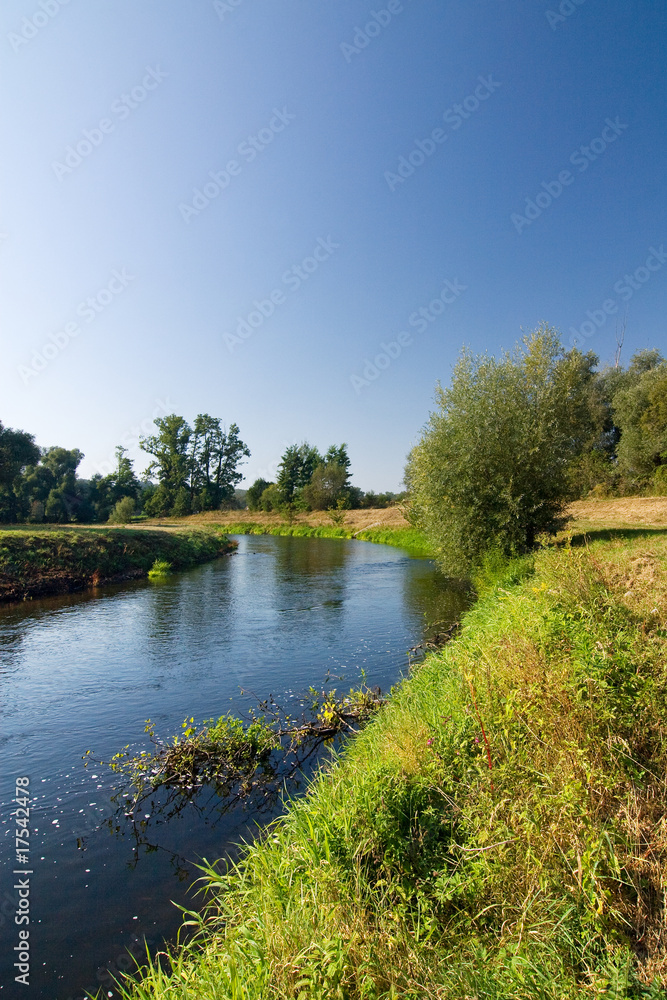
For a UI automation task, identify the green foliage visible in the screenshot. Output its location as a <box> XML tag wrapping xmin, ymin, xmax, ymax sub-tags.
<box><xmin>326</xmin><ymin>497</ymin><xmax>349</xmax><ymax>526</ymax></box>
<box><xmin>611</xmin><ymin>355</ymin><xmax>667</xmax><ymax>485</ymax></box>
<box><xmin>147</xmin><ymin>559</ymin><xmax>172</xmax><ymax>578</ymax></box>
<box><xmin>304</xmin><ymin>462</ymin><xmax>349</xmax><ymax>510</ymax></box>
<box><xmin>141</xmin><ymin>414</ymin><xmax>250</xmax><ymax>517</ymax></box>
<box><xmin>405</xmin><ymin>326</ymin><xmax>600</xmax><ymax>573</ymax></box>
<box><xmin>0</xmin><ymin>527</ymin><xmax>234</xmax><ymax>601</ymax></box>
<box><xmin>276</xmin><ymin>442</ymin><xmax>322</xmax><ymax>503</ymax></box>
<box><xmin>259</xmin><ymin>483</ymin><xmax>284</xmax><ymax>511</ymax></box>
<box><xmin>108</xmin><ymin>496</ymin><xmax>135</xmax><ymax>524</ymax></box>
<box><xmin>246</xmin><ymin>478</ymin><xmax>271</xmax><ymax>511</ymax></box>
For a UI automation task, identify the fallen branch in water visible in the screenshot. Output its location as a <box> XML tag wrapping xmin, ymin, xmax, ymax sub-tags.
<box><xmin>82</xmin><ymin>683</ymin><xmax>385</xmax><ymax>851</ymax></box>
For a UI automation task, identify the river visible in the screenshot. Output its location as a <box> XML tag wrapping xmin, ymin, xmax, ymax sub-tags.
<box><xmin>0</xmin><ymin>534</ymin><xmax>469</xmax><ymax>999</ymax></box>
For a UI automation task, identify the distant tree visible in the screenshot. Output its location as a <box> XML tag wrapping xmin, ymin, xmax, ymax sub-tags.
<box><xmin>247</xmin><ymin>478</ymin><xmax>271</xmax><ymax>511</ymax></box>
<box><xmin>303</xmin><ymin>462</ymin><xmax>349</xmax><ymax>510</ymax></box>
<box><xmin>259</xmin><ymin>483</ymin><xmax>284</xmax><ymax>512</ymax></box>
<box><xmin>108</xmin><ymin>496</ymin><xmax>135</xmax><ymax>524</ymax></box>
<box><xmin>140</xmin><ymin>415</ymin><xmax>192</xmax><ymax>516</ymax></box>
<box><xmin>171</xmin><ymin>486</ymin><xmax>191</xmax><ymax>518</ymax></box>
<box><xmin>405</xmin><ymin>326</ymin><xmax>600</xmax><ymax>573</ymax></box>
<box><xmin>359</xmin><ymin>491</ymin><xmax>398</xmax><ymax>509</ymax></box>
<box><xmin>91</xmin><ymin>447</ymin><xmax>141</xmax><ymax>521</ymax></box>
<box><xmin>0</xmin><ymin>422</ymin><xmax>40</xmax><ymax>522</ymax></box>
<box><xmin>276</xmin><ymin>443</ymin><xmax>321</xmax><ymax>504</ymax></box>
<box><xmin>611</xmin><ymin>352</ymin><xmax>666</xmax><ymax>486</ymax></box>
<box><xmin>17</xmin><ymin>446</ymin><xmax>88</xmax><ymax>522</ymax></box>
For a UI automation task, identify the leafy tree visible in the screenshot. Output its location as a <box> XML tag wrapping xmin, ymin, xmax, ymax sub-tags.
<box><xmin>611</xmin><ymin>353</ymin><xmax>666</xmax><ymax>484</ymax></box>
<box><xmin>0</xmin><ymin>422</ymin><xmax>40</xmax><ymax>522</ymax></box>
<box><xmin>259</xmin><ymin>483</ymin><xmax>284</xmax><ymax>512</ymax></box>
<box><xmin>108</xmin><ymin>496</ymin><xmax>135</xmax><ymax>524</ymax></box>
<box><xmin>15</xmin><ymin>446</ymin><xmax>88</xmax><ymax>522</ymax></box>
<box><xmin>405</xmin><ymin>326</ymin><xmax>600</xmax><ymax>573</ymax></box>
<box><xmin>171</xmin><ymin>486</ymin><xmax>192</xmax><ymax>518</ymax></box>
<box><xmin>276</xmin><ymin>443</ymin><xmax>321</xmax><ymax>504</ymax></box>
<box><xmin>141</xmin><ymin>414</ymin><xmax>249</xmax><ymax>516</ymax></box>
<box><xmin>303</xmin><ymin>462</ymin><xmax>349</xmax><ymax>510</ymax></box>
<box><xmin>247</xmin><ymin>478</ymin><xmax>271</xmax><ymax>511</ymax></box>
<box><xmin>359</xmin><ymin>491</ymin><xmax>398</xmax><ymax>509</ymax></box>
<box><xmin>91</xmin><ymin>447</ymin><xmax>141</xmax><ymax>521</ymax></box>
<box><xmin>140</xmin><ymin>415</ymin><xmax>192</xmax><ymax>516</ymax></box>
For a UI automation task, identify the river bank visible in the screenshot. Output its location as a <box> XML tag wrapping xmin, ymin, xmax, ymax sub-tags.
<box><xmin>0</xmin><ymin>527</ymin><xmax>235</xmax><ymax>602</ymax></box>
<box><xmin>119</xmin><ymin>529</ymin><xmax>667</xmax><ymax>998</ymax></box>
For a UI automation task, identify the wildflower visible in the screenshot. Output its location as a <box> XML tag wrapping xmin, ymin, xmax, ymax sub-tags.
<box><xmin>427</xmin><ymin>738</ymin><xmax>433</xmax><ymax>746</ymax></box>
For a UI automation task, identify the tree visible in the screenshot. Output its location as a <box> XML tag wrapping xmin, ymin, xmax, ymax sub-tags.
<box><xmin>276</xmin><ymin>443</ymin><xmax>321</xmax><ymax>504</ymax></box>
<box><xmin>91</xmin><ymin>447</ymin><xmax>141</xmax><ymax>521</ymax></box>
<box><xmin>140</xmin><ymin>415</ymin><xmax>192</xmax><ymax>516</ymax></box>
<box><xmin>303</xmin><ymin>462</ymin><xmax>349</xmax><ymax>510</ymax></box>
<box><xmin>259</xmin><ymin>483</ymin><xmax>284</xmax><ymax>511</ymax></box>
<box><xmin>247</xmin><ymin>478</ymin><xmax>271</xmax><ymax>511</ymax></box>
<box><xmin>611</xmin><ymin>353</ymin><xmax>666</xmax><ymax>485</ymax></box>
<box><xmin>405</xmin><ymin>326</ymin><xmax>600</xmax><ymax>574</ymax></box>
<box><xmin>0</xmin><ymin>422</ymin><xmax>40</xmax><ymax>522</ymax></box>
<box><xmin>141</xmin><ymin>413</ymin><xmax>250</xmax><ymax>516</ymax></box>
<box><xmin>108</xmin><ymin>496</ymin><xmax>135</xmax><ymax>524</ymax></box>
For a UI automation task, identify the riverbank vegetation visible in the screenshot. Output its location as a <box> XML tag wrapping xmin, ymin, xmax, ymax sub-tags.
<box><xmin>117</xmin><ymin>529</ymin><xmax>667</xmax><ymax>998</ymax></box>
<box><xmin>220</xmin><ymin>522</ymin><xmax>435</xmax><ymax>559</ymax></box>
<box><xmin>406</xmin><ymin>329</ymin><xmax>667</xmax><ymax>574</ymax></box>
<box><xmin>0</xmin><ymin>527</ymin><xmax>233</xmax><ymax>602</ymax></box>
<box><xmin>0</xmin><ymin>333</ymin><xmax>664</xmax><ymax>530</ymax></box>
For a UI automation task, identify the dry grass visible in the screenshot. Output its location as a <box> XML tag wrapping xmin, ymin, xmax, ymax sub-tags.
<box><xmin>142</xmin><ymin>505</ymin><xmax>412</xmax><ymax>533</ymax></box>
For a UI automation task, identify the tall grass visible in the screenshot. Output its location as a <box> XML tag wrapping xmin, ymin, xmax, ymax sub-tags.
<box><xmin>118</xmin><ymin>533</ymin><xmax>667</xmax><ymax>998</ymax></box>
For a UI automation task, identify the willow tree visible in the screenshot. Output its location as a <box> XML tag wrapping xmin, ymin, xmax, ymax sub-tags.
<box><xmin>405</xmin><ymin>326</ymin><xmax>599</xmax><ymax>574</ymax></box>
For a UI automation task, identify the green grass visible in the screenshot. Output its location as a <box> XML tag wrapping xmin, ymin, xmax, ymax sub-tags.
<box><xmin>0</xmin><ymin>527</ymin><xmax>234</xmax><ymax>601</ymax></box>
<box><xmin>116</xmin><ymin>532</ymin><xmax>667</xmax><ymax>998</ymax></box>
<box><xmin>221</xmin><ymin>522</ymin><xmax>435</xmax><ymax>560</ymax></box>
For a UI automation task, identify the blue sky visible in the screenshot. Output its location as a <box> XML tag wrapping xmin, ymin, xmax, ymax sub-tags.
<box><xmin>1</xmin><ymin>0</ymin><xmax>665</xmax><ymax>491</ymax></box>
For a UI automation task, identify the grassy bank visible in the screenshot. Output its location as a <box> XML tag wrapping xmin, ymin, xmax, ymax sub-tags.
<box><xmin>0</xmin><ymin>527</ymin><xmax>235</xmax><ymax>602</ymax></box>
<box><xmin>219</xmin><ymin>522</ymin><xmax>435</xmax><ymax>559</ymax></box>
<box><xmin>118</xmin><ymin>529</ymin><xmax>667</xmax><ymax>999</ymax></box>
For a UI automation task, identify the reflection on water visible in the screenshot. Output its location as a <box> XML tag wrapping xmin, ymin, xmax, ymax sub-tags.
<box><xmin>0</xmin><ymin>535</ymin><xmax>470</xmax><ymax>999</ymax></box>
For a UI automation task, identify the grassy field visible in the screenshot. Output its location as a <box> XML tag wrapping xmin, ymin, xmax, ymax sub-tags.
<box><xmin>117</xmin><ymin>527</ymin><xmax>667</xmax><ymax>999</ymax></box>
<box><xmin>0</xmin><ymin>526</ymin><xmax>235</xmax><ymax>602</ymax></box>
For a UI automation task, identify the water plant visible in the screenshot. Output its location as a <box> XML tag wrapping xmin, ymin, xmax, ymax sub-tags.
<box><xmin>147</xmin><ymin>559</ymin><xmax>172</xmax><ymax>578</ymax></box>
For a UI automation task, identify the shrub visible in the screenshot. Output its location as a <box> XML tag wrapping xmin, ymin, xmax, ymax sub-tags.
<box><xmin>107</xmin><ymin>496</ymin><xmax>135</xmax><ymax>524</ymax></box>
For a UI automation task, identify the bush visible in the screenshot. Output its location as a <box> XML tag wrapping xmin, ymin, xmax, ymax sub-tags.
<box><xmin>405</xmin><ymin>326</ymin><xmax>599</xmax><ymax>574</ymax></box>
<box><xmin>107</xmin><ymin>496</ymin><xmax>135</xmax><ymax>524</ymax></box>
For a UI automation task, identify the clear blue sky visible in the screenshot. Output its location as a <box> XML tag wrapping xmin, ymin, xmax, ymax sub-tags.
<box><xmin>1</xmin><ymin>0</ymin><xmax>665</xmax><ymax>491</ymax></box>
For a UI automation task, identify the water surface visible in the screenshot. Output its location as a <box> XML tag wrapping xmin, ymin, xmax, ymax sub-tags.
<box><xmin>0</xmin><ymin>535</ymin><xmax>469</xmax><ymax>999</ymax></box>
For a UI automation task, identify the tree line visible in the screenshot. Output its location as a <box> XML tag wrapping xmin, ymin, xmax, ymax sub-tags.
<box><xmin>406</xmin><ymin>325</ymin><xmax>667</xmax><ymax>573</ymax></box>
<box><xmin>0</xmin><ymin>413</ymin><xmax>399</xmax><ymax>524</ymax></box>
<box><xmin>245</xmin><ymin>443</ymin><xmax>397</xmax><ymax>514</ymax></box>
<box><xmin>0</xmin><ymin>413</ymin><xmax>250</xmax><ymax>524</ymax></box>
